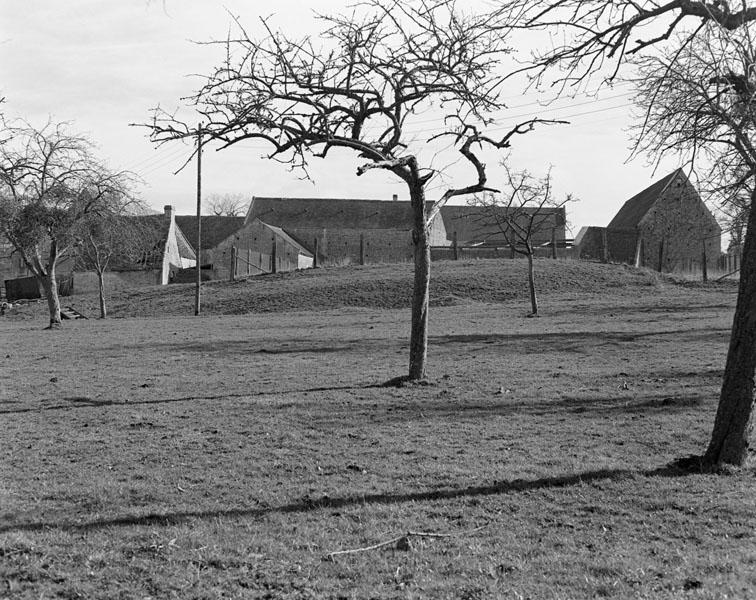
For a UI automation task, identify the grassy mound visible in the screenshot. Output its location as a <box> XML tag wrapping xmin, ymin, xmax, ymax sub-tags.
<box><xmin>65</xmin><ymin>259</ymin><xmax>684</xmax><ymax>318</ymax></box>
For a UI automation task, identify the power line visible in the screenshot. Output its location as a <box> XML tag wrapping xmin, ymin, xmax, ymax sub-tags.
<box><xmin>220</xmin><ymin>99</ymin><xmax>637</xmax><ymax>154</ymax></box>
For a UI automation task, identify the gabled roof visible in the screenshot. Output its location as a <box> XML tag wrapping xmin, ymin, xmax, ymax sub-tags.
<box><xmin>246</xmin><ymin>197</ymin><xmax>425</xmax><ymax>230</ymax></box>
<box><xmin>175</xmin><ymin>215</ymin><xmax>246</xmax><ymax>250</ymax></box>
<box><xmin>439</xmin><ymin>205</ymin><xmax>566</xmax><ymax>244</ymax></box>
<box><xmin>608</xmin><ymin>169</ymin><xmax>685</xmax><ymax>229</ymax></box>
<box><xmin>254</xmin><ymin>219</ymin><xmax>314</xmax><ymax>257</ymax></box>
<box><xmin>173</xmin><ymin>223</ymin><xmax>197</xmax><ymax>261</ymax></box>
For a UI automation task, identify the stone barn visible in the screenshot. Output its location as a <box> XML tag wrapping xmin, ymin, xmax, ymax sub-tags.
<box><xmin>576</xmin><ymin>169</ymin><xmax>721</xmax><ymax>272</ymax></box>
<box><xmin>245</xmin><ymin>197</ymin><xmax>447</xmax><ymax>265</ymax></box>
<box><xmin>175</xmin><ymin>215</ymin><xmax>312</xmax><ymax>278</ymax></box>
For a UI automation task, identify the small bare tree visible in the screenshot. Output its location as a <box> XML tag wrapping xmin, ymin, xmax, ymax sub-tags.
<box><xmin>146</xmin><ymin>0</ymin><xmax>560</xmax><ymax>380</ymax></box>
<box><xmin>0</xmin><ymin>121</ymin><xmax>136</xmax><ymax>328</ymax></box>
<box><xmin>473</xmin><ymin>164</ymin><xmax>571</xmax><ymax>316</ymax></box>
<box><xmin>75</xmin><ymin>211</ymin><xmax>157</xmax><ymax>318</ymax></box>
<box><xmin>204</xmin><ymin>192</ymin><xmax>250</xmax><ymax>217</ymax></box>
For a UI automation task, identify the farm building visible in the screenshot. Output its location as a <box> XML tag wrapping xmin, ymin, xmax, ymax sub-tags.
<box><xmin>174</xmin><ymin>215</ymin><xmax>313</xmax><ymax>279</ymax></box>
<box><xmin>245</xmin><ymin>196</ymin><xmax>447</xmax><ymax>265</ymax></box>
<box><xmin>575</xmin><ymin>169</ymin><xmax>721</xmax><ymax>272</ymax></box>
<box><xmin>438</xmin><ymin>205</ymin><xmax>567</xmax><ymax>247</ymax></box>
<box><xmin>74</xmin><ymin>205</ymin><xmax>196</xmax><ymax>293</ymax></box>
<box><xmin>0</xmin><ymin>204</ymin><xmax>195</xmax><ymax>299</ymax></box>
<box><xmin>174</xmin><ymin>215</ymin><xmax>246</xmax><ymax>268</ymax></box>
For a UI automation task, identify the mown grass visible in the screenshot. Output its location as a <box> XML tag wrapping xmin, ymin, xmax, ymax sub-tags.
<box><xmin>1</xmin><ymin>260</ymin><xmax>754</xmax><ymax>599</ymax></box>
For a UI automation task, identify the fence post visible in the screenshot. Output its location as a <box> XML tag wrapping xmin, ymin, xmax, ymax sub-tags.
<box><xmin>551</xmin><ymin>228</ymin><xmax>557</xmax><ymax>259</ymax></box>
<box><xmin>453</xmin><ymin>231</ymin><xmax>458</xmax><ymax>261</ymax></box>
<box><xmin>229</xmin><ymin>246</ymin><xmax>236</xmax><ymax>281</ymax></box>
<box><xmin>657</xmin><ymin>239</ymin><xmax>665</xmax><ymax>272</ymax></box>
<box><xmin>601</xmin><ymin>228</ymin><xmax>609</xmax><ymax>263</ymax></box>
<box><xmin>247</xmin><ymin>249</ymin><xmax>252</xmax><ymax>276</ymax></box>
<box><xmin>271</xmin><ymin>237</ymin><xmax>277</xmax><ymax>273</ymax></box>
<box><xmin>314</xmin><ymin>237</ymin><xmax>319</xmax><ymax>268</ymax></box>
<box><xmin>360</xmin><ymin>233</ymin><xmax>365</xmax><ymax>265</ymax></box>
<box><xmin>702</xmin><ymin>243</ymin><xmax>708</xmax><ymax>282</ymax></box>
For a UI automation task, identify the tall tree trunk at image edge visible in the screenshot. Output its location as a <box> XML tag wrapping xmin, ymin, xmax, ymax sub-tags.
<box><xmin>409</xmin><ymin>184</ymin><xmax>430</xmax><ymax>381</ymax></box>
<box><xmin>40</xmin><ymin>270</ymin><xmax>62</xmax><ymax>329</ymax></box>
<box><xmin>704</xmin><ymin>190</ymin><xmax>756</xmax><ymax>466</ymax></box>
<box><xmin>97</xmin><ymin>270</ymin><xmax>107</xmax><ymax>319</ymax></box>
<box><xmin>527</xmin><ymin>249</ymin><xmax>538</xmax><ymax>316</ymax></box>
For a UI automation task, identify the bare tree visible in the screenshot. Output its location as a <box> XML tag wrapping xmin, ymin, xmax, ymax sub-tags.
<box><xmin>497</xmin><ymin>1</ymin><xmax>756</xmax><ymax>466</ymax></box>
<box><xmin>631</xmin><ymin>24</ymin><xmax>756</xmax><ymax>466</ymax></box>
<box><xmin>204</xmin><ymin>192</ymin><xmax>249</xmax><ymax>217</ymax></box>
<box><xmin>473</xmin><ymin>164</ymin><xmax>571</xmax><ymax>316</ymax></box>
<box><xmin>499</xmin><ymin>1</ymin><xmax>756</xmax><ymax>87</ymax></box>
<box><xmin>146</xmin><ymin>0</ymin><xmax>559</xmax><ymax>380</ymax></box>
<box><xmin>0</xmin><ymin>121</ymin><xmax>136</xmax><ymax>328</ymax></box>
<box><xmin>75</xmin><ymin>211</ymin><xmax>157</xmax><ymax>318</ymax></box>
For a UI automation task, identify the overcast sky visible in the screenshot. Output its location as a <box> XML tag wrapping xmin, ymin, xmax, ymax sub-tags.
<box><xmin>2</xmin><ymin>0</ymin><xmax>684</xmax><ymax>232</ymax></box>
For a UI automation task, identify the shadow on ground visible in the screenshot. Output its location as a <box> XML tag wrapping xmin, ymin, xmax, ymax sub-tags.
<box><xmin>1</xmin><ymin>465</ymin><xmax>700</xmax><ymax>534</ymax></box>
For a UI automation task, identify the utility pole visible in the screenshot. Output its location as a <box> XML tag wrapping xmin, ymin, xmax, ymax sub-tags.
<box><xmin>195</xmin><ymin>124</ymin><xmax>203</xmax><ymax>316</ymax></box>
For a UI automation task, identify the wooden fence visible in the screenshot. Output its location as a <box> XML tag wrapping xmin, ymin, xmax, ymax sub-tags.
<box><xmin>432</xmin><ymin>238</ymin><xmax>575</xmax><ymax>262</ymax></box>
<box><xmin>230</xmin><ymin>247</ymin><xmax>272</xmax><ymax>279</ymax></box>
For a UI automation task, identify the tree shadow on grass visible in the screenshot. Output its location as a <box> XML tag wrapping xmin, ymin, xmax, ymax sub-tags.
<box><xmin>0</xmin><ymin>464</ymin><xmax>702</xmax><ymax>535</ymax></box>
<box><xmin>0</xmin><ymin>383</ymin><xmax>390</xmax><ymax>415</ymax></box>
<box><xmin>431</xmin><ymin>327</ymin><xmax>728</xmax><ymax>355</ymax></box>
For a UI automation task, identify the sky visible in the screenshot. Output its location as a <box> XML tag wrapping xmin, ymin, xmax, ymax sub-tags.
<box><xmin>2</xmin><ymin>0</ymin><xmax>685</xmax><ymax>234</ymax></box>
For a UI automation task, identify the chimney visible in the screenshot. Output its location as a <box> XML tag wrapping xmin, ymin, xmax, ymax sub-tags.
<box><xmin>392</xmin><ymin>194</ymin><xmax>398</xmax><ymax>202</ymax></box>
<box><xmin>164</xmin><ymin>205</ymin><xmax>175</xmax><ymax>220</ymax></box>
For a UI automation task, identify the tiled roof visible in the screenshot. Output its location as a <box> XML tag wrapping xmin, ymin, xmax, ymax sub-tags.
<box><xmin>246</xmin><ymin>197</ymin><xmax>428</xmax><ymax>230</ymax></box>
<box><xmin>608</xmin><ymin>170</ymin><xmax>684</xmax><ymax>229</ymax></box>
<box><xmin>175</xmin><ymin>216</ymin><xmax>246</xmax><ymax>250</ymax></box>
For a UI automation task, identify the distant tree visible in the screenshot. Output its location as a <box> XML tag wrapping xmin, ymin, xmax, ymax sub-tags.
<box><xmin>146</xmin><ymin>0</ymin><xmax>560</xmax><ymax>380</ymax></box>
<box><xmin>473</xmin><ymin>163</ymin><xmax>571</xmax><ymax>316</ymax></box>
<box><xmin>204</xmin><ymin>192</ymin><xmax>249</xmax><ymax>217</ymax></box>
<box><xmin>0</xmin><ymin>121</ymin><xmax>136</xmax><ymax>328</ymax></box>
<box><xmin>75</xmin><ymin>211</ymin><xmax>157</xmax><ymax>319</ymax></box>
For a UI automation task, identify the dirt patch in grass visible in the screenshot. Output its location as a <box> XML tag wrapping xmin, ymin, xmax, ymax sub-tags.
<box><xmin>1</xmin><ymin>260</ymin><xmax>752</xmax><ymax>599</ymax></box>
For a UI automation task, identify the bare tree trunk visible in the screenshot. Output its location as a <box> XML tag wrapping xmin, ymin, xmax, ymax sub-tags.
<box><xmin>40</xmin><ymin>270</ymin><xmax>62</xmax><ymax>329</ymax></box>
<box><xmin>409</xmin><ymin>184</ymin><xmax>430</xmax><ymax>381</ymax></box>
<box><xmin>527</xmin><ymin>250</ymin><xmax>538</xmax><ymax>316</ymax></box>
<box><xmin>703</xmin><ymin>191</ymin><xmax>756</xmax><ymax>467</ymax></box>
<box><xmin>97</xmin><ymin>270</ymin><xmax>107</xmax><ymax>319</ymax></box>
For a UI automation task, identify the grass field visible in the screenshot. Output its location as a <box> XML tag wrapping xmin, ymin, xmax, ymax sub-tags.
<box><xmin>1</xmin><ymin>259</ymin><xmax>754</xmax><ymax>599</ymax></box>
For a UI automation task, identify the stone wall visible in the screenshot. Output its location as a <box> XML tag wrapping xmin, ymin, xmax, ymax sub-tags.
<box><xmin>287</xmin><ymin>228</ymin><xmax>417</xmax><ymax>265</ymax></box>
<box><xmin>206</xmin><ymin>219</ymin><xmax>310</xmax><ymax>275</ymax></box>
